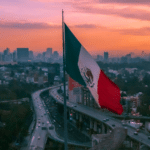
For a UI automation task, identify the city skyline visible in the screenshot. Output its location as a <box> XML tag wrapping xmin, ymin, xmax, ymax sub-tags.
<box><xmin>1</xmin><ymin>0</ymin><xmax>150</xmax><ymax>57</ymax></box>
<box><xmin>1</xmin><ymin>47</ymin><xmax>150</xmax><ymax>59</ymax></box>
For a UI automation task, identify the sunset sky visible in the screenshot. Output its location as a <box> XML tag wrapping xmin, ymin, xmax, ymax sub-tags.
<box><xmin>1</xmin><ymin>0</ymin><xmax>150</xmax><ymax>57</ymax></box>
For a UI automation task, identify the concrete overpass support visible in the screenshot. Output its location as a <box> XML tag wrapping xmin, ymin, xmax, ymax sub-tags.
<box><xmin>137</xmin><ymin>142</ymin><xmax>141</xmax><ymax>150</ymax></box>
<box><xmin>75</xmin><ymin>112</ymin><xmax>80</xmax><ymax>129</ymax></box>
<box><xmin>79</xmin><ymin>114</ymin><xmax>82</xmax><ymax>122</ymax></box>
<box><xmin>90</xmin><ymin>119</ymin><xmax>93</xmax><ymax>129</ymax></box>
<box><xmin>98</xmin><ymin>128</ymin><xmax>101</xmax><ymax>134</ymax></box>
<box><xmin>145</xmin><ymin>121</ymin><xmax>150</xmax><ymax>134</ymax></box>
<box><xmin>76</xmin><ymin>113</ymin><xmax>79</xmax><ymax>120</ymax></box>
<box><xmin>78</xmin><ymin>114</ymin><xmax>83</xmax><ymax>130</ymax></box>
<box><xmin>94</xmin><ymin>121</ymin><xmax>97</xmax><ymax>133</ymax></box>
<box><xmin>106</xmin><ymin>126</ymin><xmax>110</xmax><ymax>133</ymax></box>
<box><xmin>90</xmin><ymin>119</ymin><xmax>94</xmax><ymax>135</ymax></box>
<box><xmin>102</xmin><ymin>123</ymin><xmax>105</xmax><ymax>134</ymax></box>
<box><xmin>130</xmin><ymin>141</ymin><xmax>133</xmax><ymax>148</ymax></box>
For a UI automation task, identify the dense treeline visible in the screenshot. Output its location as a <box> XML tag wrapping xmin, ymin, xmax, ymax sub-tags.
<box><xmin>97</xmin><ymin>60</ymin><xmax>150</xmax><ymax>71</ymax></box>
<box><xmin>0</xmin><ymin>102</ymin><xmax>33</xmax><ymax>149</ymax></box>
<box><xmin>113</xmin><ymin>72</ymin><xmax>150</xmax><ymax>116</ymax></box>
<box><xmin>0</xmin><ymin>80</ymin><xmax>44</xmax><ymax>100</ymax></box>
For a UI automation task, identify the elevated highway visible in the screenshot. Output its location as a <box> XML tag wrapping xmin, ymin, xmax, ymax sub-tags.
<box><xmin>27</xmin><ymin>84</ymin><xmax>150</xmax><ymax>149</ymax></box>
<box><xmin>111</xmin><ymin>114</ymin><xmax>150</xmax><ymax>121</ymax></box>
<box><xmin>50</xmin><ymin>86</ymin><xmax>150</xmax><ymax>148</ymax></box>
<box><xmin>29</xmin><ymin>85</ymin><xmax>92</xmax><ymax>150</ymax></box>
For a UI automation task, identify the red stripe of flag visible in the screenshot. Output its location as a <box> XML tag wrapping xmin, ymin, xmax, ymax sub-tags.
<box><xmin>98</xmin><ymin>70</ymin><xmax>123</xmax><ymax>115</ymax></box>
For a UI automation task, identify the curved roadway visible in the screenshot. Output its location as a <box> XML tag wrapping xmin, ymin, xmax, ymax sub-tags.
<box><xmin>29</xmin><ymin>85</ymin><xmax>91</xmax><ymax>150</ymax></box>
<box><xmin>51</xmin><ymin>86</ymin><xmax>150</xmax><ymax>148</ymax></box>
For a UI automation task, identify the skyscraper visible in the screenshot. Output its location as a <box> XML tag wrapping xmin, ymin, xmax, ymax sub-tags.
<box><xmin>3</xmin><ymin>48</ymin><xmax>10</xmax><ymax>55</ymax></box>
<box><xmin>96</xmin><ymin>55</ymin><xmax>103</xmax><ymax>61</ymax></box>
<box><xmin>29</xmin><ymin>51</ymin><xmax>34</xmax><ymax>60</ymax></box>
<box><xmin>0</xmin><ymin>53</ymin><xmax>2</xmax><ymax>61</ymax></box>
<box><xmin>3</xmin><ymin>48</ymin><xmax>12</xmax><ymax>62</ymax></box>
<box><xmin>17</xmin><ymin>48</ymin><xmax>29</xmax><ymax>62</ymax></box>
<box><xmin>46</xmin><ymin>48</ymin><xmax>52</xmax><ymax>58</ymax></box>
<box><xmin>104</xmin><ymin>52</ymin><xmax>109</xmax><ymax>61</ymax></box>
<box><xmin>13</xmin><ymin>51</ymin><xmax>17</xmax><ymax>62</ymax></box>
<box><xmin>53</xmin><ymin>51</ymin><xmax>59</xmax><ymax>59</ymax></box>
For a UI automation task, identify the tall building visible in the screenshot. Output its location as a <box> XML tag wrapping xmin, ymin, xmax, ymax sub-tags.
<box><xmin>96</xmin><ymin>55</ymin><xmax>103</xmax><ymax>61</ymax></box>
<box><xmin>3</xmin><ymin>48</ymin><xmax>12</xmax><ymax>62</ymax></box>
<box><xmin>42</xmin><ymin>52</ymin><xmax>46</xmax><ymax>61</ymax></box>
<box><xmin>4</xmin><ymin>54</ymin><xmax>12</xmax><ymax>62</ymax></box>
<box><xmin>3</xmin><ymin>48</ymin><xmax>10</xmax><ymax>55</ymax></box>
<box><xmin>104</xmin><ymin>52</ymin><xmax>108</xmax><ymax>61</ymax></box>
<box><xmin>0</xmin><ymin>53</ymin><xmax>2</xmax><ymax>61</ymax></box>
<box><xmin>121</xmin><ymin>56</ymin><xmax>127</xmax><ymax>63</ymax></box>
<box><xmin>29</xmin><ymin>51</ymin><xmax>34</xmax><ymax>60</ymax></box>
<box><xmin>46</xmin><ymin>48</ymin><xmax>52</xmax><ymax>58</ymax></box>
<box><xmin>13</xmin><ymin>51</ymin><xmax>17</xmax><ymax>62</ymax></box>
<box><xmin>17</xmin><ymin>48</ymin><xmax>29</xmax><ymax>62</ymax></box>
<box><xmin>125</xmin><ymin>53</ymin><xmax>132</xmax><ymax>63</ymax></box>
<box><xmin>53</xmin><ymin>51</ymin><xmax>59</xmax><ymax>59</ymax></box>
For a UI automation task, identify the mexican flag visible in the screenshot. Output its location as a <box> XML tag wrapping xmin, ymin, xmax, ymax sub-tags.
<box><xmin>64</xmin><ymin>23</ymin><xmax>123</xmax><ymax>115</ymax></box>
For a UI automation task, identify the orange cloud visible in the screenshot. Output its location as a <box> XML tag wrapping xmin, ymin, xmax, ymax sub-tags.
<box><xmin>1</xmin><ymin>22</ymin><xmax>150</xmax><ymax>57</ymax></box>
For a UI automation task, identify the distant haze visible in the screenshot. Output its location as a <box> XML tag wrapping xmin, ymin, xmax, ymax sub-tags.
<box><xmin>1</xmin><ymin>0</ymin><xmax>150</xmax><ymax>57</ymax></box>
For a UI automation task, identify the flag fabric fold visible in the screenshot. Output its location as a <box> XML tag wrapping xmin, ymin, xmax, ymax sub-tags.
<box><xmin>64</xmin><ymin>23</ymin><xmax>123</xmax><ymax>115</ymax></box>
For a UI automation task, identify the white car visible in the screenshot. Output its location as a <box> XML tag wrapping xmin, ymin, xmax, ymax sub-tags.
<box><xmin>134</xmin><ymin>132</ymin><xmax>138</xmax><ymax>135</ymax></box>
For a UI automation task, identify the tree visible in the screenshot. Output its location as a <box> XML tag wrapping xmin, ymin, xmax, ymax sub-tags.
<box><xmin>10</xmin><ymin>71</ymin><xmax>15</xmax><ymax>77</ymax></box>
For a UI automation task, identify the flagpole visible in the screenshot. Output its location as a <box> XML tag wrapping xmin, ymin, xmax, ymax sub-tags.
<box><xmin>62</xmin><ymin>9</ymin><xmax>68</xmax><ymax>150</ymax></box>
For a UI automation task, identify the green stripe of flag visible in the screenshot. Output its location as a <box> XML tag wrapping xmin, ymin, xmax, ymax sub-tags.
<box><xmin>65</xmin><ymin>24</ymin><xmax>86</xmax><ymax>86</ymax></box>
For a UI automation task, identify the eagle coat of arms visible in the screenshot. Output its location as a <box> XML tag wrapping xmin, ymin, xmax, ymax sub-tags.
<box><xmin>81</xmin><ymin>67</ymin><xmax>95</xmax><ymax>88</ymax></box>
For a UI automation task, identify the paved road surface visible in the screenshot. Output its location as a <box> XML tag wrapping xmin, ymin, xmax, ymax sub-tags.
<box><xmin>50</xmin><ymin>87</ymin><xmax>150</xmax><ymax>148</ymax></box>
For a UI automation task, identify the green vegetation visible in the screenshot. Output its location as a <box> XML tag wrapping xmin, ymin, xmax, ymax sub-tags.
<box><xmin>97</xmin><ymin>60</ymin><xmax>150</xmax><ymax>71</ymax></box>
<box><xmin>96</xmin><ymin>61</ymin><xmax>150</xmax><ymax>116</ymax></box>
<box><xmin>0</xmin><ymin>102</ymin><xmax>32</xmax><ymax>150</ymax></box>
<box><xmin>0</xmin><ymin>80</ymin><xmax>43</xmax><ymax>100</ymax></box>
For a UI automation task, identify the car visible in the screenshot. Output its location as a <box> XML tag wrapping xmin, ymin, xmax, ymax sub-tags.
<box><xmin>103</xmin><ymin>119</ymin><xmax>106</xmax><ymax>122</ymax></box>
<box><xmin>136</xmin><ymin>129</ymin><xmax>140</xmax><ymax>132</ymax></box>
<box><xmin>112</xmin><ymin>124</ymin><xmax>115</xmax><ymax>127</ymax></box>
<box><xmin>38</xmin><ymin>136</ymin><xmax>40</xmax><ymax>140</ymax></box>
<box><xmin>122</xmin><ymin>123</ymin><xmax>126</xmax><ymax>126</ymax></box>
<box><xmin>106</xmin><ymin>118</ymin><xmax>109</xmax><ymax>121</ymax></box>
<box><xmin>49</xmin><ymin>125</ymin><xmax>54</xmax><ymax>130</ymax></box>
<box><xmin>134</xmin><ymin>132</ymin><xmax>138</xmax><ymax>135</ymax></box>
<box><xmin>148</xmin><ymin>136</ymin><xmax>150</xmax><ymax>139</ymax></box>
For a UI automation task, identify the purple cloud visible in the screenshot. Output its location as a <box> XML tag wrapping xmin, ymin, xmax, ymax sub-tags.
<box><xmin>73</xmin><ymin>4</ymin><xmax>150</xmax><ymax>21</ymax></box>
<box><xmin>0</xmin><ymin>21</ymin><xmax>61</xmax><ymax>29</ymax></box>
<box><xmin>116</xmin><ymin>27</ymin><xmax>150</xmax><ymax>36</ymax></box>
<box><xmin>98</xmin><ymin>0</ymin><xmax>150</xmax><ymax>4</ymax></box>
<box><xmin>74</xmin><ymin>24</ymin><xmax>97</xmax><ymax>28</ymax></box>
